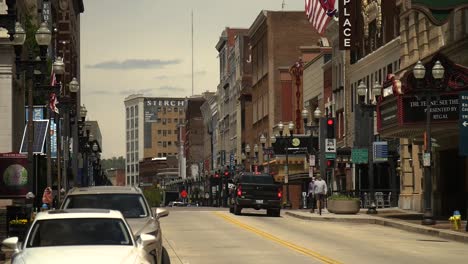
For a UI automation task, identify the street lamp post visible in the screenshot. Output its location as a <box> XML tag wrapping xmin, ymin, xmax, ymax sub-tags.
<box><xmin>14</xmin><ymin>21</ymin><xmax>51</xmax><ymax>201</ymax></box>
<box><xmin>301</xmin><ymin>106</ymin><xmax>322</xmax><ymax>159</ymax></box>
<box><xmin>253</xmin><ymin>144</ymin><xmax>259</xmax><ymax>172</ymax></box>
<box><xmin>413</xmin><ymin>60</ymin><xmax>445</xmax><ymax>225</ymax></box>
<box><xmin>357</xmin><ymin>80</ymin><xmax>382</xmax><ymax>214</ymax></box>
<box><xmin>275</xmin><ymin>121</ymin><xmax>294</xmax><ymax>209</ymax></box>
<box><xmin>245</xmin><ymin>144</ymin><xmax>251</xmax><ymax>172</ymax></box>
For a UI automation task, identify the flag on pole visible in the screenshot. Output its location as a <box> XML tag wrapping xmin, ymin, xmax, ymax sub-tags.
<box><xmin>49</xmin><ymin>92</ymin><xmax>59</xmax><ymax>114</ymax></box>
<box><xmin>305</xmin><ymin>0</ymin><xmax>337</xmax><ymax>35</ymax></box>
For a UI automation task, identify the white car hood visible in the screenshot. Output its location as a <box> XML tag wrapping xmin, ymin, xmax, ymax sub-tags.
<box><xmin>16</xmin><ymin>246</ymin><xmax>146</xmax><ymax>264</ymax></box>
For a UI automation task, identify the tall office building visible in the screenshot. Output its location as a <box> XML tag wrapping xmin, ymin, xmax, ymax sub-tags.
<box><xmin>124</xmin><ymin>95</ymin><xmax>185</xmax><ymax>186</ymax></box>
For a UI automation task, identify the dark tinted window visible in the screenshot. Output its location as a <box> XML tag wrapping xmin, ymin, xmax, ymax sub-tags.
<box><xmin>240</xmin><ymin>175</ymin><xmax>274</xmax><ymax>184</ymax></box>
<box><xmin>26</xmin><ymin>218</ymin><xmax>132</xmax><ymax>247</ymax></box>
<box><xmin>63</xmin><ymin>194</ymin><xmax>148</xmax><ymax>218</ymax></box>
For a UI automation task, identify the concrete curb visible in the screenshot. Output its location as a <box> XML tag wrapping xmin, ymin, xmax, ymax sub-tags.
<box><xmin>285</xmin><ymin>211</ymin><xmax>468</xmax><ymax>244</ymax></box>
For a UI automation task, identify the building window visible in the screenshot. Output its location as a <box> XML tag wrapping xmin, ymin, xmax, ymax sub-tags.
<box><xmin>126</xmin><ymin>131</ymin><xmax>130</xmax><ymax>140</ymax></box>
<box><xmin>136</xmin><ymin>153</ymin><xmax>139</xmax><ymax>161</ymax></box>
<box><xmin>130</xmin><ymin>106</ymin><xmax>134</xmax><ymax>118</ymax></box>
<box><xmin>131</xmin><ymin>130</ymin><xmax>134</xmax><ymax>139</ymax></box>
<box><xmin>174</xmin><ymin>129</ymin><xmax>178</xmax><ymax>134</ymax></box>
<box><xmin>174</xmin><ymin>107</ymin><xmax>178</xmax><ymax>112</ymax></box>
<box><xmin>127</xmin><ymin>153</ymin><xmax>130</xmax><ymax>161</ymax></box>
<box><xmin>158</xmin><ymin>153</ymin><xmax>162</xmax><ymax>157</ymax></box>
<box><xmin>135</xmin><ymin>105</ymin><xmax>138</xmax><ymax>116</ymax></box>
<box><xmin>126</xmin><ymin>120</ymin><xmax>129</xmax><ymax>129</ymax></box>
<box><xmin>158</xmin><ymin>130</ymin><xmax>162</xmax><ymax>135</ymax></box>
<box><xmin>157</xmin><ymin>118</ymin><xmax>161</xmax><ymax>123</ymax></box>
<box><xmin>158</xmin><ymin>107</ymin><xmax>161</xmax><ymax>112</ymax></box>
<box><xmin>136</xmin><ymin>164</ymin><xmax>139</xmax><ymax>173</ymax></box>
<box><xmin>168</xmin><ymin>118</ymin><xmax>172</xmax><ymax>123</ymax></box>
<box><xmin>163</xmin><ymin>153</ymin><xmax>167</xmax><ymax>157</ymax></box>
<box><xmin>135</xmin><ymin>141</ymin><xmax>139</xmax><ymax>150</ymax></box>
<box><xmin>126</xmin><ymin>108</ymin><xmax>129</xmax><ymax>118</ymax></box>
<box><xmin>168</xmin><ymin>141</ymin><xmax>172</xmax><ymax>146</ymax></box>
<box><xmin>163</xmin><ymin>141</ymin><xmax>167</xmax><ymax>147</ymax></box>
<box><xmin>162</xmin><ymin>118</ymin><xmax>166</xmax><ymax>125</ymax></box>
<box><xmin>127</xmin><ymin>165</ymin><xmax>130</xmax><ymax>173</ymax></box>
<box><xmin>163</xmin><ymin>130</ymin><xmax>167</xmax><ymax>136</ymax></box>
<box><xmin>131</xmin><ymin>119</ymin><xmax>134</xmax><ymax>128</ymax></box>
<box><xmin>158</xmin><ymin>141</ymin><xmax>162</xmax><ymax>146</ymax></box>
<box><xmin>168</xmin><ymin>107</ymin><xmax>172</xmax><ymax>112</ymax></box>
<box><xmin>135</xmin><ymin>118</ymin><xmax>138</xmax><ymax>127</ymax></box>
<box><xmin>168</xmin><ymin>130</ymin><xmax>172</xmax><ymax>135</ymax></box>
<box><xmin>174</xmin><ymin>118</ymin><xmax>178</xmax><ymax>123</ymax></box>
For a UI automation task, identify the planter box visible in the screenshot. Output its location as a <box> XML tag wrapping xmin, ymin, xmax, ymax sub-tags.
<box><xmin>327</xmin><ymin>199</ymin><xmax>360</xmax><ymax>214</ymax></box>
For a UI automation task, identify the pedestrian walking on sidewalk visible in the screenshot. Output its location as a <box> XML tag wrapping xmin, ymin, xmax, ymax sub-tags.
<box><xmin>313</xmin><ymin>176</ymin><xmax>328</xmax><ymax>215</ymax></box>
<box><xmin>308</xmin><ymin>177</ymin><xmax>315</xmax><ymax>212</ymax></box>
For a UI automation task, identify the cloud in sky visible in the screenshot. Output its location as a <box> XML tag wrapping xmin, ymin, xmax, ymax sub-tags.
<box><xmin>88</xmin><ymin>90</ymin><xmax>115</xmax><ymax>95</ymax></box>
<box><xmin>158</xmin><ymin>85</ymin><xmax>185</xmax><ymax>92</ymax></box>
<box><xmin>153</xmin><ymin>70</ymin><xmax>207</xmax><ymax>80</ymax></box>
<box><xmin>86</xmin><ymin>59</ymin><xmax>182</xmax><ymax>70</ymax></box>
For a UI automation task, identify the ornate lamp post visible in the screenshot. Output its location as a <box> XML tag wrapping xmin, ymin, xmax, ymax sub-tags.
<box><xmin>14</xmin><ymin>21</ymin><xmax>51</xmax><ymax>198</ymax></box>
<box><xmin>253</xmin><ymin>144</ymin><xmax>259</xmax><ymax>172</ymax></box>
<box><xmin>289</xmin><ymin>59</ymin><xmax>304</xmax><ymax>133</ymax></box>
<box><xmin>275</xmin><ymin>121</ymin><xmax>295</xmax><ymax>208</ymax></box>
<box><xmin>413</xmin><ymin>60</ymin><xmax>445</xmax><ymax>225</ymax></box>
<box><xmin>245</xmin><ymin>144</ymin><xmax>251</xmax><ymax>172</ymax></box>
<box><xmin>357</xmin><ymin>80</ymin><xmax>382</xmax><ymax>214</ymax></box>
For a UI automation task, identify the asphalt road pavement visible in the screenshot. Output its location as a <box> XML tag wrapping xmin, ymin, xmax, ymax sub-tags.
<box><xmin>160</xmin><ymin>207</ymin><xmax>467</xmax><ymax>264</ymax></box>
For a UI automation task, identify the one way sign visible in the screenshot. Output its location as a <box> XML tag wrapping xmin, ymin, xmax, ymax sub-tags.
<box><xmin>325</xmin><ymin>138</ymin><xmax>336</xmax><ymax>153</ymax></box>
<box><xmin>460</xmin><ymin>91</ymin><xmax>468</xmax><ymax>156</ymax></box>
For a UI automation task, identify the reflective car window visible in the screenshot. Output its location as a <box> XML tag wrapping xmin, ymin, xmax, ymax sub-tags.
<box><xmin>26</xmin><ymin>218</ymin><xmax>132</xmax><ymax>247</ymax></box>
<box><xmin>62</xmin><ymin>194</ymin><xmax>149</xmax><ymax>218</ymax></box>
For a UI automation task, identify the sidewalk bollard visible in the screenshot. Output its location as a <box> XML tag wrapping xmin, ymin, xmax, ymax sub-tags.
<box><xmin>449</xmin><ymin>210</ymin><xmax>461</xmax><ymax>231</ymax></box>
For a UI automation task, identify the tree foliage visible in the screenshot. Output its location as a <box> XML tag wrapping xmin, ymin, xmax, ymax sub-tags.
<box><xmin>101</xmin><ymin>156</ymin><xmax>126</xmax><ymax>170</ymax></box>
<box><xmin>143</xmin><ymin>187</ymin><xmax>162</xmax><ymax>207</ymax></box>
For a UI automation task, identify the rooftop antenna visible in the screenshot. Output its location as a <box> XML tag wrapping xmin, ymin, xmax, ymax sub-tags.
<box><xmin>282</xmin><ymin>0</ymin><xmax>286</xmax><ymax>10</ymax></box>
<box><xmin>191</xmin><ymin>10</ymin><xmax>194</xmax><ymax>96</ymax></box>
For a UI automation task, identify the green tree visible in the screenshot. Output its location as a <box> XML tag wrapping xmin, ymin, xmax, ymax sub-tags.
<box><xmin>101</xmin><ymin>156</ymin><xmax>126</xmax><ymax>170</ymax></box>
<box><xmin>143</xmin><ymin>187</ymin><xmax>162</xmax><ymax>207</ymax></box>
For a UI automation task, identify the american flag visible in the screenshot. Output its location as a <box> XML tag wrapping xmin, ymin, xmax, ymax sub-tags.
<box><xmin>49</xmin><ymin>69</ymin><xmax>59</xmax><ymax>114</ymax></box>
<box><xmin>305</xmin><ymin>0</ymin><xmax>337</xmax><ymax>35</ymax></box>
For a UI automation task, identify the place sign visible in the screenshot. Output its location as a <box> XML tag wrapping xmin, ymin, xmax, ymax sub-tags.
<box><xmin>379</xmin><ymin>96</ymin><xmax>398</xmax><ymax>130</ymax></box>
<box><xmin>402</xmin><ymin>94</ymin><xmax>459</xmax><ymax>124</ymax></box>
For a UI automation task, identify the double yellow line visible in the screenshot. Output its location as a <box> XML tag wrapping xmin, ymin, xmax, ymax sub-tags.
<box><xmin>214</xmin><ymin>212</ymin><xmax>342</xmax><ymax>264</ymax></box>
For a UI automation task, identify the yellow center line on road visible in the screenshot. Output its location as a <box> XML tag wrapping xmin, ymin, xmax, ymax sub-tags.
<box><xmin>213</xmin><ymin>212</ymin><xmax>342</xmax><ymax>264</ymax></box>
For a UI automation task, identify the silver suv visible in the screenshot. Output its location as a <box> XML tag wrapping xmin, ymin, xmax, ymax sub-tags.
<box><xmin>60</xmin><ymin>186</ymin><xmax>169</xmax><ymax>264</ymax></box>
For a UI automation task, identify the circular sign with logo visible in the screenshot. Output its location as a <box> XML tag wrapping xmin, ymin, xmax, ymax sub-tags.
<box><xmin>292</xmin><ymin>138</ymin><xmax>300</xmax><ymax>147</ymax></box>
<box><xmin>180</xmin><ymin>190</ymin><xmax>188</xmax><ymax>198</ymax></box>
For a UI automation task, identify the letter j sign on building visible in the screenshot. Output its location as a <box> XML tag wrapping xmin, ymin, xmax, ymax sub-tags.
<box><xmin>459</xmin><ymin>91</ymin><xmax>468</xmax><ymax>156</ymax></box>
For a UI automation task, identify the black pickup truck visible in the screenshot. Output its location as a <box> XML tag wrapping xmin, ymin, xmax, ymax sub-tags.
<box><xmin>229</xmin><ymin>172</ymin><xmax>282</xmax><ymax>217</ymax></box>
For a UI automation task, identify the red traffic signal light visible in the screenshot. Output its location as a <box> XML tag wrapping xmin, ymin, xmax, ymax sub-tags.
<box><xmin>214</xmin><ymin>172</ymin><xmax>220</xmax><ymax>178</ymax></box>
<box><xmin>326</xmin><ymin>118</ymin><xmax>335</xmax><ymax>138</ymax></box>
<box><xmin>224</xmin><ymin>171</ymin><xmax>229</xmax><ymax>177</ymax></box>
<box><xmin>326</xmin><ymin>160</ymin><xmax>335</xmax><ymax>168</ymax></box>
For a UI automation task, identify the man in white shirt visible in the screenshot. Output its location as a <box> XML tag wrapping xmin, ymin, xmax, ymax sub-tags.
<box><xmin>313</xmin><ymin>176</ymin><xmax>328</xmax><ymax>215</ymax></box>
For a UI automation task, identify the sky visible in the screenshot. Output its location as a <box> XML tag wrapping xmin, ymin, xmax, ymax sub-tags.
<box><xmin>80</xmin><ymin>0</ymin><xmax>305</xmax><ymax>159</ymax></box>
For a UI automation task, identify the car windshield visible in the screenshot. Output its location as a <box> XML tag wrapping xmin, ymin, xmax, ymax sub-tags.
<box><xmin>62</xmin><ymin>194</ymin><xmax>149</xmax><ymax>218</ymax></box>
<box><xmin>241</xmin><ymin>175</ymin><xmax>275</xmax><ymax>184</ymax></box>
<box><xmin>26</xmin><ymin>218</ymin><xmax>132</xmax><ymax>247</ymax></box>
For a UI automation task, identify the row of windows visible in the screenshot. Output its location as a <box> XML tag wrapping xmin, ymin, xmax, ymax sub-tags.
<box><xmin>127</xmin><ymin>152</ymin><xmax>139</xmax><ymax>163</ymax></box>
<box><xmin>126</xmin><ymin>105</ymin><xmax>139</xmax><ymax>119</ymax></box>
<box><xmin>157</xmin><ymin>141</ymin><xmax>177</xmax><ymax>147</ymax></box>
<box><xmin>127</xmin><ymin>141</ymin><xmax>139</xmax><ymax>152</ymax></box>
<box><xmin>154</xmin><ymin>118</ymin><xmax>184</xmax><ymax>125</ymax></box>
<box><xmin>157</xmin><ymin>153</ymin><xmax>178</xmax><ymax>158</ymax></box>
<box><xmin>126</xmin><ymin>129</ymin><xmax>139</xmax><ymax>141</ymax></box>
<box><xmin>126</xmin><ymin>164</ymin><xmax>139</xmax><ymax>173</ymax></box>
<box><xmin>126</xmin><ymin>118</ymin><xmax>139</xmax><ymax>129</ymax></box>
<box><xmin>158</xmin><ymin>130</ymin><xmax>179</xmax><ymax>136</ymax></box>
<box><xmin>126</xmin><ymin>176</ymin><xmax>138</xmax><ymax>186</ymax></box>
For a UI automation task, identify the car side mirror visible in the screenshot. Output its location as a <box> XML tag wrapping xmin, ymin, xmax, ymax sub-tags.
<box><xmin>156</xmin><ymin>208</ymin><xmax>169</xmax><ymax>218</ymax></box>
<box><xmin>2</xmin><ymin>237</ymin><xmax>20</xmax><ymax>252</ymax></box>
<box><xmin>138</xmin><ymin>234</ymin><xmax>157</xmax><ymax>249</ymax></box>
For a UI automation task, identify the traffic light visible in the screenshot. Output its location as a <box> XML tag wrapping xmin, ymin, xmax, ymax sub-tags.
<box><xmin>214</xmin><ymin>171</ymin><xmax>220</xmax><ymax>178</ymax></box>
<box><xmin>326</xmin><ymin>118</ymin><xmax>335</xmax><ymax>138</ymax></box>
<box><xmin>224</xmin><ymin>170</ymin><xmax>230</xmax><ymax>177</ymax></box>
<box><xmin>326</xmin><ymin>160</ymin><xmax>335</xmax><ymax>168</ymax></box>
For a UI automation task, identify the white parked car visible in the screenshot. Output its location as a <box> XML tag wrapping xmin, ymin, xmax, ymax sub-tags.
<box><xmin>60</xmin><ymin>186</ymin><xmax>169</xmax><ymax>264</ymax></box>
<box><xmin>2</xmin><ymin>209</ymin><xmax>157</xmax><ymax>264</ymax></box>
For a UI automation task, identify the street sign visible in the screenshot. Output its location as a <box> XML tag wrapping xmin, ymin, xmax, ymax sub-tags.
<box><xmin>310</xmin><ymin>155</ymin><xmax>315</xmax><ymax>167</ymax></box>
<box><xmin>351</xmin><ymin>148</ymin><xmax>368</xmax><ymax>164</ymax></box>
<box><xmin>325</xmin><ymin>138</ymin><xmax>336</xmax><ymax>153</ymax></box>
<box><xmin>459</xmin><ymin>91</ymin><xmax>468</xmax><ymax>156</ymax></box>
<box><xmin>325</xmin><ymin>153</ymin><xmax>336</xmax><ymax>159</ymax></box>
<box><xmin>373</xmin><ymin>141</ymin><xmax>388</xmax><ymax>163</ymax></box>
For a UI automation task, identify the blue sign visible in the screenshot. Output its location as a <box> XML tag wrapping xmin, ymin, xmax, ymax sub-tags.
<box><xmin>230</xmin><ymin>153</ymin><xmax>235</xmax><ymax>170</ymax></box>
<box><xmin>373</xmin><ymin>141</ymin><xmax>388</xmax><ymax>163</ymax></box>
<box><xmin>459</xmin><ymin>91</ymin><xmax>468</xmax><ymax>156</ymax></box>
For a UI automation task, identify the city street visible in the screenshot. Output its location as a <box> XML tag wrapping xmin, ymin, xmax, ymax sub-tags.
<box><xmin>161</xmin><ymin>208</ymin><xmax>467</xmax><ymax>264</ymax></box>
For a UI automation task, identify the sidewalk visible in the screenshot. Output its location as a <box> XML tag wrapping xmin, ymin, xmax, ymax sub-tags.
<box><xmin>285</xmin><ymin>207</ymin><xmax>468</xmax><ymax>244</ymax></box>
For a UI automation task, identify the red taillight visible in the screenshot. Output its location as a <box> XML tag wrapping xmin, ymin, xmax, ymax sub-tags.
<box><xmin>277</xmin><ymin>188</ymin><xmax>282</xmax><ymax>198</ymax></box>
<box><xmin>237</xmin><ymin>185</ymin><xmax>242</xmax><ymax>197</ymax></box>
